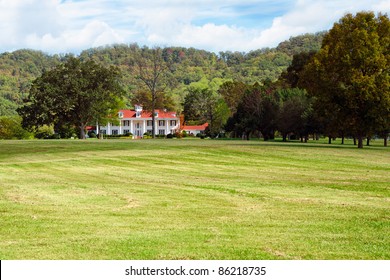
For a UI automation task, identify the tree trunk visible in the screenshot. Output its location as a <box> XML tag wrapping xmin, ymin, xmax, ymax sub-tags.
<box><xmin>97</xmin><ymin>123</ymin><xmax>103</xmax><ymax>139</ymax></box>
<box><xmin>353</xmin><ymin>137</ymin><xmax>357</xmax><ymax>145</ymax></box>
<box><xmin>152</xmin><ymin>91</ymin><xmax>156</xmax><ymax>139</ymax></box>
<box><xmin>341</xmin><ymin>136</ymin><xmax>344</xmax><ymax>145</ymax></box>
<box><xmin>79</xmin><ymin>125</ymin><xmax>86</xmax><ymax>139</ymax></box>
<box><xmin>357</xmin><ymin>136</ymin><xmax>364</xmax><ymax>148</ymax></box>
<box><xmin>384</xmin><ymin>133</ymin><xmax>388</xmax><ymax>147</ymax></box>
<box><xmin>282</xmin><ymin>133</ymin><xmax>287</xmax><ymax>142</ymax></box>
<box><xmin>366</xmin><ymin>138</ymin><xmax>370</xmax><ymax>146</ymax></box>
<box><xmin>328</xmin><ymin>136</ymin><xmax>332</xmax><ymax>144</ymax></box>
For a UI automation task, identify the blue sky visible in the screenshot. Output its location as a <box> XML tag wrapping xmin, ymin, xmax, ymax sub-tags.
<box><xmin>0</xmin><ymin>0</ymin><xmax>389</xmax><ymax>54</ymax></box>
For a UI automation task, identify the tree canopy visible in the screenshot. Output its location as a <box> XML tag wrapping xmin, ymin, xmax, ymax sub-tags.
<box><xmin>0</xmin><ymin>33</ymin><xmax>324</xmax><ymax>117</ymax></box>
<box><xmin>17</xmin><ymin>57</ymin><xmax>125</xmax><ymax>139</ymax></box>
<box><xmin>301</xmin><ymin>12</ymin><xmax>390</xmax><ymax>148</ymax></box>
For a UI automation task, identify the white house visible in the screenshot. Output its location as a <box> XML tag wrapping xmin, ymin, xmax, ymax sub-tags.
<box><xmin>98</xmin><ymin>105</ymin><xmax>180</xmax><ymax>137</ymax></box>
<box><xmin>182</xmin><ymin>123</ymin><xmax>208</xmax><ymax>136</ymax></box>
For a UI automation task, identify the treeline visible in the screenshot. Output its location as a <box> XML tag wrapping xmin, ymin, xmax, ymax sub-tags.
<box><xmin>0</xmin><ymin>32</ymin><xmax>325</xmax><ymax>117</ymax></box>
<box><xmin>2</xmin><ymin>12</ymin><xmax>388</xmax><ymax>147</ymax></box>
<box><xmin>185</xmin><ymin>12</ymin><xmax>389</xmax><ymax>148</ymax></box>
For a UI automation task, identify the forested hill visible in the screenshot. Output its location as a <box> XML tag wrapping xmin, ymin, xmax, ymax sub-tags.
<box><xmin>0</xmin><ymin>32</ymin><xmax>325</xmax><ymax>116</ymax></box>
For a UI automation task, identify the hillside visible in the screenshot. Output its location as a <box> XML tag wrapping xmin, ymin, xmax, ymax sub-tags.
<box><xmin>0</xmin><ymin>32</ymin><xmax>325</xmax><ymax>116</ymax></box>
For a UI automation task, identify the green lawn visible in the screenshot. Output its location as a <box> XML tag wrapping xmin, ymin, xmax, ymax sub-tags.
<box><xmin>0</xmin><ymin>138</ymin><xmax>389</xmax><ymax>259</ymax></box>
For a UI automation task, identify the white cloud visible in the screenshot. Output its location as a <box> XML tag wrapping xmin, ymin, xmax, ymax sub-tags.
<box><xmin>373</xmin><ymin>0</ymin><xmax>390</xmax><ymax>11</ymax></box>
<box><xmin>0</xmin><ymin>0</ymin><xmax>389</xmax><ymax>54</ymax></box>
<box><xmin>126</xmin><ymin>0</ymin><xmax>390</xmax><ymax>52</ymax></box>
<box><xmin>25</xmin><ymin>20</ymin><xmax>126</xmax><ymax>53</ymax></box>
<box><xmin>172</xmin><ymin>24</ymin><xmax>254</xmax><ymax>52</ymax></box>
<box><xmin>236</xmin><ymin>0</ymin><xmax>390</xmax><ymax>51</ymax></box>
<box><xmin>0</xmin><ymin>0</ymin><xmax>129</xmax><ymax>53</ymax></box>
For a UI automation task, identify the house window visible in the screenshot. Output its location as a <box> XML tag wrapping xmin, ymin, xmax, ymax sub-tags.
<box><xmin>123</xmin><ymin>129</ymin><xmax>130</xmax><ymax>134</ymax></box>
<box><xmin>118</xmin><ymin>112</ymin><xmax>124</xmax><ymax>118</ymax></box>
<box><xmin>147</xmin><ymin>130</ymin><xmax>153</xmax><ymax>135</ymax></box>
<box><xmin>136</xmin><ymin>123</ymin><xmax>140</xmax><ymax>129</ymax></box>
<box><xmin>159</xmin><ymin>129</ymin><xmax>165</xmax><ymax>135</ymax></box>
<box><xmin>112</xmin><ymin>129</ymin><xmax>118</xmax><ymax>135</ymax></box>
<box><xmin>159</xmin><ymin>120</ymin><xmax>165</xmax><ymax>126</ymax></box>
<box><xmin>147</xmin><ymin>120</ymin><xmax>153</xmax><ymax>126</ymax></box>
<box><xmin>100</xmin><ymin>130</ymin><xmax>106</xmax><ymax>135</ymax></box>
<box><xmin>170</xmin><ymin>120</ymin><xmax>177</xmax><ymax>126</ymax></box>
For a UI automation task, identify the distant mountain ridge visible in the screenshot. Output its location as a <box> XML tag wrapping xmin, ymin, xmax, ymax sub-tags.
<box><xmin>0</xmin><ymin>32</ymin><xmax>325</xmax><ymax>116</ymax></box>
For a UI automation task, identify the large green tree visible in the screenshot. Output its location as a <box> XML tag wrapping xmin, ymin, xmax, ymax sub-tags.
<box><xmin>218</xmin><ymin>81</ymin><xmax>248</xmax><ymax>115</ymax></box>
<box><xmin>132</xmin><ymin>47</ymin><xmax>172</xmax><ymax>138</ymax></box>
<box><xmin>18</xmin><ymin>57</ymin><xmax>125</xmax><ymax>139</ymax></box>
<box><xmin>276</xmin><ymin>88</ymin><xmax>313</xmax><ymax>142</ymax></box>
<box><xmin>183</xmin><ymin>87</ymin><xmax>228</xmax><ymax>137</ymax></box>
<box><xmin>280</xmin><ymin>51</ymin><xmax>317</xmax><ymax>88</ymax></box>
<box><xmin>301</xmin><ymin>12</ymin><xmax>390</xmax><ymax>148</ymax></box>
<box><xmin>225</xmin><ymin>83</ymin><xmax>279</xmax><ymax>140</ymax></box>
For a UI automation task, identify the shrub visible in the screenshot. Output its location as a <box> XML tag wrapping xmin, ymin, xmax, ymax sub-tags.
<box><xmin>50</xmin><ymin>133</ymin><xmax>61</xmax><ymax>139</ymax></box>
<box><xmin>174</xmin><ymin>132</ymin><xmax>182</xmax><ymax>138</ymax></box>
<box><xmin>0</xmin><ymin>116</ymin><xmax>33</xmax><ymax>139</ymax></box>
<box><xmin>88</xmin><ymin>131</ymin><xmax>97</xmax><ymax>138</ymax></box>
<box><xmin>35</xmin><ymin>125</ymin><xmax>55</xmax><ymax>139</ymax></box>
<box><xmin>167</xmin><ymin>133</ymin><xmax>173</xmax><ymax>139</ymax></box>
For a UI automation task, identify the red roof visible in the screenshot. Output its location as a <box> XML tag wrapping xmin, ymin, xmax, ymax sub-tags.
<box><xmin>182</xmin><ymin>123</ymin><xmax>208</xmax><ymax>131</ymax></box>
<box><xmin>120</xmin><ymin>109</ymin><xmax>178</xmax><ymax>119</ymax></box>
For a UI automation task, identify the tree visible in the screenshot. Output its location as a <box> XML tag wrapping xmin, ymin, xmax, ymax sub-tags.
<box><xmin>132</xmin><ymin>47</ymin><xmax>171</xmax><ymax>138</ymax></box>
<box><xmin>301</xmin><ymin>12</ymin><xmax>390</xmax><ymax>148</ymax></box>
<box><xmin>218</xmin><ymin>81</ymin><xmax>248</xmax><ymax>115</ymax></box>
<box><xmin>277</xmin><ymin>88</ymin><xmax>312</xmax><ymax>142</ymax></box>
<box><xmin>131</xmin><ymin>89</ymin><xmax>176</xmax><ymax>112</ymax></box>
<box><xmin>225</xmin><ymin>83</ymin><xmax>279</xmax><ymax>140</ymax></box>
<box><xmin>183</xmin><ymin>87</ymin><xmax>226</xmax><ymax>137</ymax></box>
<box><xmin>280</xmin><ymin>51</ymin><xmax>317</xmax><ymax>88</ymax></box>
<box><xmin>18</xmin><ymin>57</ymin><xmax>125</xmax><ymax>139</ymax></box>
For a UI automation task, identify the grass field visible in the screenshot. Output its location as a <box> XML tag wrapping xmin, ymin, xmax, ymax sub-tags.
<box><xmin>0</xmin><ymin>138</ymin><xmax>389</xmax><ymax>260</ymax></box>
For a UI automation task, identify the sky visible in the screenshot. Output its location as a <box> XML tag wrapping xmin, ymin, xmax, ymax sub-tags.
<box><xmin>0</xmin><ymin>0</ymin><xmax>389</xmax><ymax>54</ymax></box>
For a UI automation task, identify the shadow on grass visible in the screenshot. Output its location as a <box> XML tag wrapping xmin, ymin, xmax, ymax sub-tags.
<box><xmin>222</xmin><ymin>139</ymin><xmax>389</xmax><ymax>151</ymax></box>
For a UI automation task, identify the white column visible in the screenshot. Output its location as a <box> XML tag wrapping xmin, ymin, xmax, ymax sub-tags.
<box><xmin>130</xmin><ymin>120</ymin><xmax>133</xmax><ymax>134</ymax></box>
<box><xmin>142</xmin><ymin>119</ymin><xmax>146</xmax><ymax>135</ymax></box>
<box><xmin>107</xmin><ymin>123</ymin><xmax>111</xmax><ymax>135</ymax></box>
<box><xmin>166</xmin><ymin>119</ymin><xmax>169</xmax><ymax>134</ymax></box>
<box><xmin>119</xmin><ymin>120</ymin><xmax>122</xmax><ymax>135</ymax></box>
